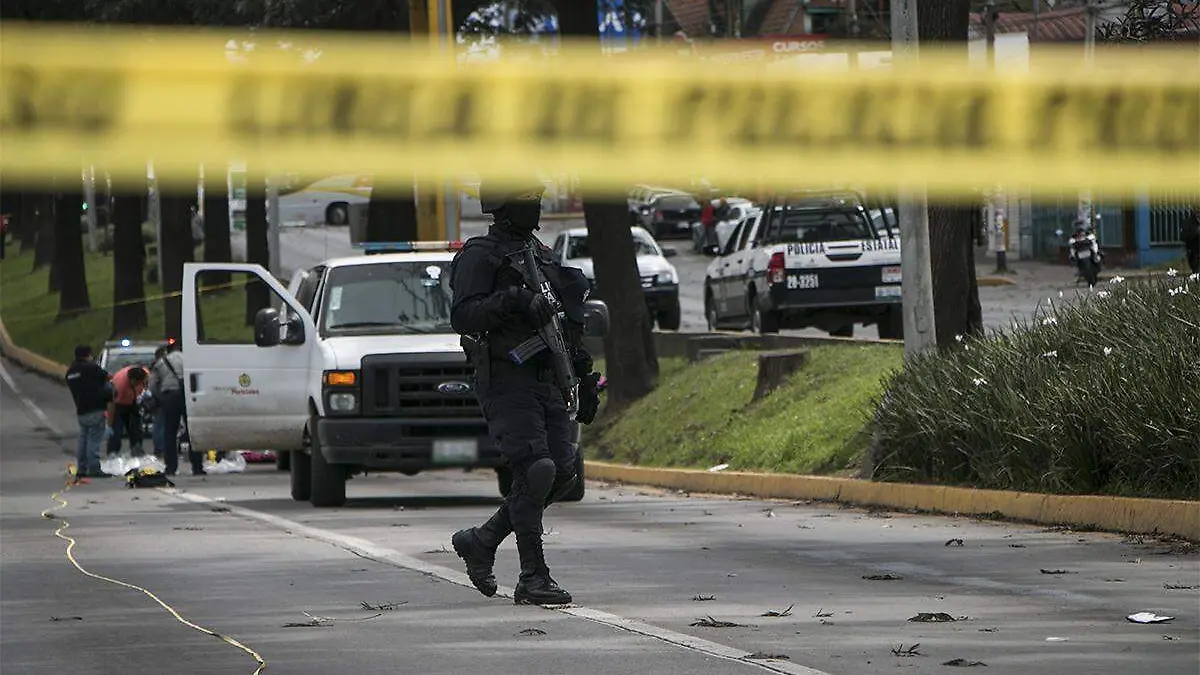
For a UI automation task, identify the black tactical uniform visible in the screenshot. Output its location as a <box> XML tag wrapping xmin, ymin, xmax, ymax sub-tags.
<box><xmin>449</xmin><ymin>179</ymin><xmax>601</xmax><ymax>606</ymax></box>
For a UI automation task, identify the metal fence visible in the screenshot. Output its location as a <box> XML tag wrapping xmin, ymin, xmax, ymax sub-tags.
<box><xmin>1148</xmin><ymin>190</ymin><xmax>1199</xmax><ymax>246</ymax></box>
<box><xmin>1030</xmin><ymin>194</ymin><xmax>1124</xmax><ymax>261</ymax></box>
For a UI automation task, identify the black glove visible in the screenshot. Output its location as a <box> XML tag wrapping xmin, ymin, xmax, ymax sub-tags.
<box><xmin>576</xmin><ymin>371</ymin><xmax>601</xmax><ymax>424</ymax></box>
<box><xmin>525</xmin><ymin>293</ymin><xmax>556</xmax><ymax>327</ymax></box>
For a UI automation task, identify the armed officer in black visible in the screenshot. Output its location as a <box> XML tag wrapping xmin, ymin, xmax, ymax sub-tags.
<box><xmin>449</xmin><ymin>179</ymin><xmax>601</xmax><ymax>606</ymax></box>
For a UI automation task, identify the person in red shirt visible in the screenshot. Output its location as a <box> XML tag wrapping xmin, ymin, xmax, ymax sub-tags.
<box><xmin>107</xmin><ymin>365</ymin><xmax>148</xmax><ymax>457</ymax></box>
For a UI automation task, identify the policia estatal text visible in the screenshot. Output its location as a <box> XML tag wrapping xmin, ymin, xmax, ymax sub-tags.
<box><xmin>449</xmin><ymin>180</ymin><xmax>601</xmax><ymax>606</ymax></box>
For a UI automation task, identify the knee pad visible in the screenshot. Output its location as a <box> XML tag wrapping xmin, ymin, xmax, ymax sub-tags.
<box><xmin>525</xmin><ymin>457</ymin><xmax>556</xmax><ymax>504</ymax></box>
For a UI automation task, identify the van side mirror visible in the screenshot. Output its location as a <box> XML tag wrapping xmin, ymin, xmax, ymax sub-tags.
<box><xmin>254</xmin><ymin>307</ymin><xmax>282</xmax><ymax>347</ymax></box>
<box><xmin>582</xmin><ymin>299</ymin><xmax>610</xmax><ymax>338</ymax></box>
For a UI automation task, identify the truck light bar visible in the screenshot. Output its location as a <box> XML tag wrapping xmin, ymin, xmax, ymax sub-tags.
<box><xmin>355</xmin><ymin>241</ymin><xmax>465</xmax><ymax>254</ymax></box>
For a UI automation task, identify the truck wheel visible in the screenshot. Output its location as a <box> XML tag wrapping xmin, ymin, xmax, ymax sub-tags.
<box><xmin>830</xmin><ymin>325</ymin><xmax>854</xmax><ymax>338</ymax></box>
<box><xmin>276</xmin><ymin>450</ymin><xmax>291</xmax><ymax>471</ymax></box>
<box><xmin>309</xmin><ymin>415</ymin><xmax>346</xmax><ymax>507</ymax></box>
<box><xmin>560</xmin><ymin>451</ymin><xmax>586</xmax><ymax>502</ymax></box>
<box><xmin>290</xmin><ymin>446</ymin><xmax>311</xmax><ymax>502</ymax></box>
<box><xmin>657</xmin><ymin>301</ymin><xmax>682</xmax><ymax>331</ymax></box>
<box><xmin>877</xmin><ymin>306</ymin><xmax>904</xmax><ymax>340</ymax></box>
<box><xmin>496</xmin><ymin>466</ymin><xmax>513</xmax><ymax>497</ymax></box>
<box><xmin>751</xmin><ymin>296</ymin><xmax>779</xmax><ymax>334</ymax></box>
<box><xmin>325</xmin><ymin>202</ymin><xmax>349</xmax><ymax>226</ymax></box>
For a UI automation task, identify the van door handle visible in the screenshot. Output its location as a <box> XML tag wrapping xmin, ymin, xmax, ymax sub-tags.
<box><xmin>189</xmin><ymin>373</ymin><xmax>199</xmax><ymax>392</ymax></box>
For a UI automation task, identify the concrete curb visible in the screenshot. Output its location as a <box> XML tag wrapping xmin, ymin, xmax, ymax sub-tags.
<box><xmin>0</xmin><ymin>317</ymin><xmax>67</xmax><ymax>381</ymax></box>
<box><xmin>583</xmin><ymin>461</ymin><xmax>1199</xmax><ymax>540</ymax></box>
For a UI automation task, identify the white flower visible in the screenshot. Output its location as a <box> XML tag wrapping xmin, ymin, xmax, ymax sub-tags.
<box><xmin>1042</xmin><ymin>317</ymin><xmax>1058</xmax><ymax>326</ymax></box>
<box><xmin>972</xmin><ymin>377</ymin><xmax>988</xmax><ymax>386</ymax></box>
<box><xmin>1097</xmin><ymin>290</ymin><xmax>1111</xmax><ymax>299</ymax></box>
<box><xmin>1168</xmin><ymin>285</ymin><xmax>1190</xmax><ymax>296</ymax></box>
<box><xmin>1058</xmin><ymin>290</ymin><xmax>1064</xmax><ymax>298</ymax></box>
<box><xmin>1042</xmin><ymin>350</ymin><xmax>1058</xmax><ymax>358</ymax></box>
<box><xmin>1109</xmin><ymin>275</ymin><xmax>1125</xmax><ymax>284</ymax></box>
<box><xmin>1167</xmin><ymin>268</ymin><xmax>1179</xmax><ymax>277</ymax></box>
<box><xmin>955</xmin><ymin>334</ymin><xmax>964</xmax><ymax>343</ymax></box>
<box><xmin>1103</xmin><ymin>346</ymin><xmax>1114</xmax><ymax>356</ymax></box>
<box><xmin>1190</xmin><ymin>273</ymin><xmax>1199</xmax><ymax>282</ymax></box>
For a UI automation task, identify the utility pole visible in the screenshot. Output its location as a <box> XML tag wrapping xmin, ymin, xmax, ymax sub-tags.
<box><xmin>655</xmin><ymin>0</ymin><xmax>664</xmax><ymax>45</ymax></box>
<box><xmin>890</xmin><ymin>0</ymin><xmax>938</xmax><ymax>357</ymax></box>
<box><xmin>984</xmin><ymin>0</ymin><xmax>1008</xmax><ymax>273</ymax></box>
<box><xmin>266</xmin><ymin>177</ymin><xmax>281</xmax><ymax>277</ymax></box>
<box><xmin>1078</xmin><ymin>0</ymin><xmax>1099</xmax><ymax>230</ymax></box>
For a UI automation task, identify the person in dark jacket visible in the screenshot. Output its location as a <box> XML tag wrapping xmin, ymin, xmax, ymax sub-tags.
<box><xmin>448</xmin><ymin>178</ymin><xmax>601</xmax><ymax>606</ymax></box>
<box><xmin>66</xmin><ymin>344</ymin><xmax>111</xmax><ymax>479</ymax></box>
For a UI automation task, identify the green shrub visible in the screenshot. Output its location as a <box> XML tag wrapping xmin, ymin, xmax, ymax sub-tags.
<box><xmin>868</xmin><ymin>273</ymin><xmax>1200</xmax><ymax>500</ymax></box>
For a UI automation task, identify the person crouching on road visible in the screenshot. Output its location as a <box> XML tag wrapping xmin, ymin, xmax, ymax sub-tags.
<box><xmin>448</xmin><ymin>178</ymin><xmax>602</xmax><ymax>606</ymax></box>
<box><xmin>107</xmin><ymin>364</ymin><xmax>148</xmax><ymax>457</ymax></box>
<box><xmin>146</xmin><ymin>346</ymin><xmax>168</xmax><ymax>459</ymax></box>
<box><xmin>66</xmin><ymin>345</ymin><xmax>112</xmax><ymax>480</ymax></box>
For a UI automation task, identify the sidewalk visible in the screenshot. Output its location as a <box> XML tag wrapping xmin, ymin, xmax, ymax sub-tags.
<box><xmin>976</xmin><ymin>258</ymin><xmax>1160</xmax><ymax>287</ymax></box>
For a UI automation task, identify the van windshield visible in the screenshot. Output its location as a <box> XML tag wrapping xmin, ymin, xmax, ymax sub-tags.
<box><xmin>321</xmin><ymin>262</ymin><xmax>455</xmax><ymax>336</ymax></box>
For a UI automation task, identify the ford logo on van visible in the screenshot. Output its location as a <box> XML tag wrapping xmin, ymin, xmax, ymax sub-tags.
<box><xmin>436</xmin><ymin>381</ymin><xmax>472</xmax><ymax>396</ymax></box>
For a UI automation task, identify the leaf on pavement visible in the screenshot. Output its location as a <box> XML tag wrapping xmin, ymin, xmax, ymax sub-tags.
<box><xmin>945</xmin><ymin>539</ymin><xmax>964</xmax><ymax>547</ymax></box>
<box><xmin>1039</xmin><ymin>569</ymin><xmax>1076</xmax><ymax>575</ymax></box>
<box><xmin>892</xmin><ymin>644</ymin><xmax>923</xmax><ymax>657</ymax></box>
<box><xmin>761</xmin><ymin>604</ymin><xmax>794</xmax><ymax>617</ymax></box>
<box><xmin>908</xmin><ymin>612</ymin><xmax>965</xmax><ymax>623</ymax></box>
<box><xmin>863</xmin><ymin>573</ymin><xmax>903</xmax><ymax>581</ymax></box>
<box><xmin>692</xmin><ymin>594</ymin><xmax>716</xmax><ymax>602</ymax></box>
<box><xmin>943</xmin><ymin>658</ymin><xmax>988</xmax><ymax>667</ymax></box>
<box><xmin>49</xmin><ymin>616</ymin><xmax>83</xmax><ymax>622</ymax></box>
<box><xmin>515</xmin><ymin>628</ymin><xmax>547</xmax><ymax>637</ymax></box>
<box><xmin>745</xmin><ymin>652</ymin><xmax>790</xmax><ymax>660</ymax></box>
<box><xmin>691</xmin><ymin>616</ymin><xmax>748</xmax><ymax>628</ymax></box>
<box><xmin>361</xmin><ymin>601</ymin><xmax>408</xmax><ymax>611</ymax></box>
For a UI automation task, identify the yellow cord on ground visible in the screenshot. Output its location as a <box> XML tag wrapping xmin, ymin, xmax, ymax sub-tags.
<box><xmin>42</xmin><ymin>476</ymin><xmax>267</xmax><ymax>674</ymax></box>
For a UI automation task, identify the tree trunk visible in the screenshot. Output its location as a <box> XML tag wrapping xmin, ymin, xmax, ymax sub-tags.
<box><xmin>160</xmin><ymin>192</ymin><xmax>195</xmax><ymax>341</ymax></box>
<box><xmin>111</xmin><ymin>191</ymin><xmax>148</xmax><ymax>337</ymax></box>
<box><xmin>17</xmin><ymin>192</ymin><xmax>40</xmax><ymax>252</ymax></box>
<box><xmin>244</xmin><ymin>179</ymin><xmax>272</xmax><ymax>326</ymax></box>
<box><xmin>53</xmin><ymin>188</ymin><xmax>90</xmax><ymax>320</ymax></box>
<box><xmin>365</xmin><ymin>181</ymin><xmax>419</xmax><ymax>242</ymax></box>
<box><xmin>202</xmin><ymin>164</ymin><xmax>234</xmax><ymax>288</ymax></box>
<box><xmin>583</xmin><ymin>198</ymin><xmax>659</xmax><ymax>406</ymax></box>
<box><xmin>48</xmin><ymin>187</ymin><xmax>68</xmax><ymax>293</ymax></box>
<box><xmin>33</xmin><ymin>201</ymin><xmax>55</xmax><ymax>272</ymax></box>
<box><xmin>917</xmin><ymin>0</ymin><xmax>982</xmax><ymax>348</ymax></box>
<box><xmin>558</xmin><ymin>0</ymin><xmax>661</xmax><ymax>406</ymax></box>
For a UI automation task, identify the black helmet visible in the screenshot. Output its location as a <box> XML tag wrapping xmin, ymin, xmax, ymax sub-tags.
<box><xmin>479</xmin><ymin>178</ymin><xmax>546</xmax><ymax>215</ymax></box>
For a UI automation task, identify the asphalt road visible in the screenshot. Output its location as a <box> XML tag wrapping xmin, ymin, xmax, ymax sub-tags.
<box><xmin>3</xmin><ymin>360</ymin><xmax>1197</xmax><ymax>675</ymax></box>
<box><xmin>232</xmin><ymin>221</ymin><xmax>1097</xmax><ymax>338</ymax></box>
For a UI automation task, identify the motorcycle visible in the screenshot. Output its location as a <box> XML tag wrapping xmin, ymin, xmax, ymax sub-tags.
<box><xmin>1067</xmin><ymin>223</ymin><xmax>1103</xmax><ymax>288</ymax></box>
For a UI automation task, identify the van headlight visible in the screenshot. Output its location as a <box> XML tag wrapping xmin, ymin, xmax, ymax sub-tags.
<box><xmin>328</xmin><ymin>392</ymin><xmax>357</xmax><ymax>412</ymax></box>
<box><xmin>657</xmin><ymin>268</ymin><xmax>679</xmax><ymax>285</ymax></box>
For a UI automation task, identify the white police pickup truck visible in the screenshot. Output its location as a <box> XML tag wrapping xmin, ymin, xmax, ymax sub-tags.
<box><xmin>180</xmin><ymin>241</ymin><xmax>608</xmax><ymax>507</ymax></box>
<box><xmin>702</xmin><ymin>190</ymin><xmax>903</xmax><ymax>339</ymax></box>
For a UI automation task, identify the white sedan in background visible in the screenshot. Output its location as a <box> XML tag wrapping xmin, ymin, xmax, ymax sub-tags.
<box><xmin>550</xmin><ymin>226</ymin><xmax>683</xmax><ymax>330</ymax></box>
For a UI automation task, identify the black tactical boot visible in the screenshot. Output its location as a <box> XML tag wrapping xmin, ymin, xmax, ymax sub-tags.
<box><xmin>513</xmin><ymin>535</ymin><xmax>572</xmax><ymax>606</ymax></box>
<box><xmin>451</xmin><ymin>507</ymin><xmax>512</xmax><ymax>597</ymax></box>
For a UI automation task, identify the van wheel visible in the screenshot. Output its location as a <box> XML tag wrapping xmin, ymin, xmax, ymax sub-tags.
<box><xmin>276</xmin><ymin>450</ymin><xmax>291</xmax><ymax>471</ymax></box>
<box><xmin>290</xmin><ymin>445</ymin><xmax>311</xmax><ymax>502</ymax></box>
<box><xmin>657</xmin><ymin>301</ymin><xmax>682</xmax><ymax>331</ymax></box>
<box><xmin>326</xmin><ymin>202</ymin><xmax>349</xmax><ymax>226</ymax></box>
<box><xmin>560</xmin><ymin>451</ymin><xmax>586</xmax><ymax>502</ymax></box>
<box><xmin>877</xmin><ymin>306</ymin><xmax>904</xmax><ymax>340</ymax></box>
<box><xmin>309</xmin><ymin>414</ymin><xmax>346</xmax><ymax>507</ymax></box>
<box><xmin>497</xmin><ymin>466</ymin><xmax>513</xmax><ymax>497</ymax></box>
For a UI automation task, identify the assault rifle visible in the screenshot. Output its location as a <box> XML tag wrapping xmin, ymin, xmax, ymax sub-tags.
<box><xmin>508</xmin><ymin>242</ymin><xmax>579</xmax><ymax>416</ymax></box>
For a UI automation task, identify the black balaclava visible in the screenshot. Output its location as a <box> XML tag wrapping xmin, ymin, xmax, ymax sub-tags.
<box><xmin>494</xmin><ymin>199</ymin><xmax>542</xmax><ymax>239</ymax></box>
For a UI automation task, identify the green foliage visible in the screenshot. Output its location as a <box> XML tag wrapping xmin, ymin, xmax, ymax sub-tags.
<box><xmin>585</xmin><ymin>344</ymin><xmax>902</xmax><ymax>476</ymax></box>
<box><xmin>868</xmin><ymin>274</ymin><xmax>1200</xmax><ymax>499</ymax></box>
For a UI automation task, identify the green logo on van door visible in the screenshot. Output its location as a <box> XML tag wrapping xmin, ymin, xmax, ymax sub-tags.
<box><xmin>238</xmin><ymin>373</ymin><xmax>252</xmax><ymax>388</ymax></box>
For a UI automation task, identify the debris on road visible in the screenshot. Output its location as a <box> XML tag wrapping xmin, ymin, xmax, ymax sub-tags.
<box><xmin>515</xmin><ymin>628</ymin><xmax>546</xmax><ymax>637</ymax></box>
<box><xmin>763</xmin><ymin>509</ymin><xmax>776</xmax><ymax>518</ymax></box>
<box><xmin>760</xmin><ymin>604</ymin><xmax>794</xmax><ymax>617</ymax></box>
<box><xmin>707</xmin><ymin>463</ymin><xmax>729</xmax><ymax>472</ymax></box>
<box><xmin>1045</xmin><ymin>637</ymin><xmax>1069</xmax><ymax>642</ymax></box>
<box><xmin>1162</xmin><ymin>634</ymin><xmax>1182</xmax><ymax>641</ymax></box>
<box><xmin>892</xmin><ymin>644</ymin><xmax>923</xmax><ymax>657</ymax></box>
<box><xmin>692</xmin><ymin>594</ymin><xmax>716</xmax><ymax>602</ymax></box>
<box><xmin>210</xmin><ymin>507</ymin><xmax>230</xmax><ymax>513</ymax></box>
<box><xmin>1163</xmin><ymin>583</ymin><xmax>1199</xmax><ymax>590</ymax></box>
<box><xmin>690</xmin><ymin>616</ymin><xmax>748</xmax><ymax>628</ymax></box>
<box><xmin>1126</xmin><ymin>612</ymin><xmax>1175</xmax><ymax>624</ymax></box>
<box><xmin>943</xmin><ymin>658</ymin><xmax>988</xmax><ymax>667</ymax></box>
<box><xmin>360</xmin><ymin>601</ymin><xmax>408</xmax><ymax>611</ymax></box>
<box><xmin>282</xmin><ymin>619</ymin><xmax>329</xmax><ymax>628</ymax></box>
<box><xmin>813</xmin><ymin>608</ymin><xmax>834</xmax><ymax>618</ymax></box>
<box><xmin>863</xmin><ymin>573</ymin><xmax>903</xmax><ymax>581</ymax></box>
<box><xmin>49</xmin><ymin>616</ymin><xmax>83</xmax><ymax>622</ymax></box>
<box><xmin>745</xmin><ymin>652</ymin><xmax>790</xmax><ymax>661</ymax></box>
<box><xmin>945</xmin><ymin>539</ymin><xmax>965</xmax><ymax>547</ymax></box>
<box><xmin>423</xmin><ymin>545</ymin><xmax>451</xmax><ymax>554</ymax></box>
<box><xmin>909</xmin><ymin>612</ymin><xmax>965</xmax><ymax>623</ymax></box>
<box><xmin>172</xmin><ymin>526</ymin><xmax>203</xmax><ymax>531</ymax></box>
<box><xmin>1008</xmin><ymin>544</ymin><xmax>1026</xmax><ymax>548</ymax></box>
<box><xmin>1040</xmin><ymin>569</ymin><xmax>1076</xmax><ymax>575</ymax></box>
<box><xmin>978</xmin><ymin>627</ymin><xmax>999</xmax><ymax>632</ymax></box>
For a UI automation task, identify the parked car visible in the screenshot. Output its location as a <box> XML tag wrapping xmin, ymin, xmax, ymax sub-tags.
<box><xmin>276</xmin><ymin>173</ymin><xmax>372</xmax><ymax>227</ymax></box>
<box><xmin>626</xmin><ymin>184</ymin><xmax>686</xmax><ymax>225</ymax></box>
<box><xmin>702</xmin><ymin>190</ymin><xmax>904</xmax><ymax>339</ymax></box>
<box><xmin>635</xmin><ymin>192</ymin><xmax>702</xmax><ymax>240</ymax></box>
<box><xmin>550</xmin><ymin>226</ymin><xmax>683</xmax><ymax>331</ymax></box>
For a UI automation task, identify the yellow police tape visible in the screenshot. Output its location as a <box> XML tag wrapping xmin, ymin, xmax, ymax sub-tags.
<box><xmin>2</xmin><ymin>22</ymin><xmax>1198</xmax><ymax>199</ymax></box>
<box><xmin>0</xmin><ymin>276</ymin><xmax>257</xmax><ymax>325</ymax></box>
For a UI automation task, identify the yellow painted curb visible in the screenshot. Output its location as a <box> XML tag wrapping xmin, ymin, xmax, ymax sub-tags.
<box><xmin>0</xmin><ymin>316</ymin><xmax>68</xmax><ymax>380</ymax></box>
<box><xmin>977</xmin><ymin>276</ymin><xmax>1017</xmax><ymax>287</ymax></box>
<box><xmin>584</xmin><ymin>461</ymin><xmax>1199</xmax><ymax>540</ymax></box>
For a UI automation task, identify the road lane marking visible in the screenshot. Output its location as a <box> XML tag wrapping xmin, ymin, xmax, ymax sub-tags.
<box><xmin>0</xmin><ymin>359</ymin><xmax>62</xmax><ymax>437</ymax></box>
<box><xmin>167</xmin><ymin>489</ymin><xmax>833</xmax><ymax>675</ymax></box>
